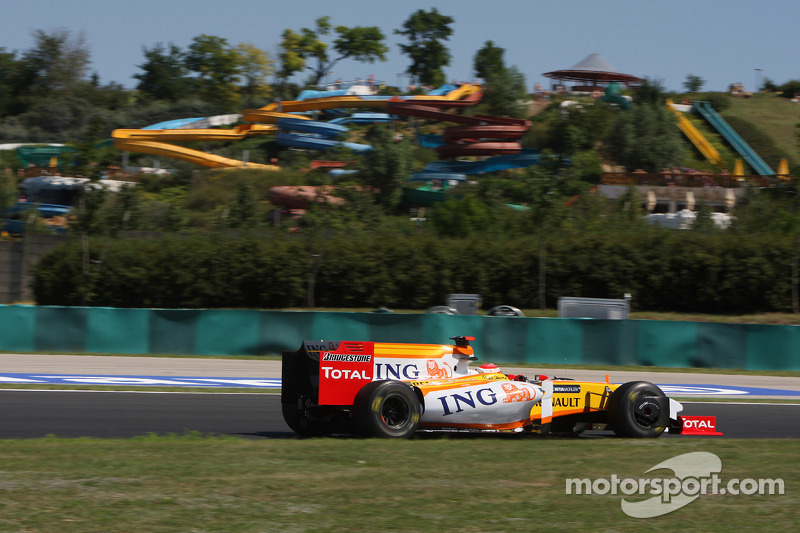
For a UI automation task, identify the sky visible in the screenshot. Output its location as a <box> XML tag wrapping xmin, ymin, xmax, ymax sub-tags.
<box><xmin>2</xmin><ymin>0</ymin><xmax>798</xmax><ymax>94</ymax></box>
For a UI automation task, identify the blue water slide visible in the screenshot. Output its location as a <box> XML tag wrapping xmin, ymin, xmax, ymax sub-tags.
<box><xmin>418</xmin><ymin>134</ymin><xmax>445</xmax><ymax>148</ymax></box>
<box><xmin>297</xmin><ymin>88</ymin><xmax>351</xmax><ymax>100</ymax></box>
<box><xmin>3</xmin><ymin>202</ymin><xmax>72</xmax><ymax>235</ymax></box>
<box><xmin>693</xmin><ymin>101</ymin><xmax>773</xmax><ymax>176</ymax></box>
<box><xmin>425</xmin><ymin>84</ymin><xmax>458</xmax><ymax>96</ymax></box>
<box><xmin>143</xmin><ymin>117</ymin><xmax>206</xmax><ymax>130</ymax></box>
<box><xmin>275</xmin><ymin>132</ymin><xmax>372</xmax><ymax>152</ymax></box>
<box><xmin>328</xmin><ymin>113</ymin><xmax>392</xmax><ymax>125</ymax></box>
<box><xmin>409</xmin><ymin>172</ymin><xmax>466</xmax><ymax>182</ymax></box>
<box><xmin>328</xmin><ymin>169</ymin><xmax>360</xmax><ymax>178</ymax></box>
<box><xmin>277</xmin><ymin>117</ymin><xmax>348</xmax><ymax>138</ymax></box>
<box><xmin>421</xmin><ymin>149</ymin><xmax>542</xmax><ymax>175</ymax></box>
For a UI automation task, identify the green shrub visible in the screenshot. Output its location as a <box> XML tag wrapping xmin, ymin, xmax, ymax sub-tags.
<box><xmin>32</xmin><ymin>228</ymin><xmax>798</xmax><ymax>313</ymax></box>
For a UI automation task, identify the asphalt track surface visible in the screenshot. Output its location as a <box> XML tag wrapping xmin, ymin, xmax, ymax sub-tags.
<box><xmin>2</xmin><ymin>354</ymin><xmax>800</xmax><ymax>439</ymax></box>
<box><xmin>2</xmin><ymin>391</ymin><xmax>799</xmax><ymax>439</ymax></box>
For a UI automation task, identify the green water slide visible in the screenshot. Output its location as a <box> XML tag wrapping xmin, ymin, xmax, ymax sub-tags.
<box><xmin>693</xmin><ymin>101</ymin><xmax>773</xmax><ymax>176</ymax></box>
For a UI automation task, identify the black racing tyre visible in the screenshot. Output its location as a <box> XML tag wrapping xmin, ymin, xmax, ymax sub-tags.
<box><xmin>352</xmin><ymin>381</ymin><xmax>420</xmax><ymax>438</ymax></box>
<box><xmin>606</xmin><ymin>381</ymin><xmax>669</xmax><ymax>438</ymax></box>
<box><xmin>282</xmin><ymin>403</ymin><xmax>330</xmax><ymax>437</ymax></box>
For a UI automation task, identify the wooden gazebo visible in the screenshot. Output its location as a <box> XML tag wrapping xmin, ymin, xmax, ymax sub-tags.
<box><xmin>543</xmin><ymin>53</ymin><xmax>642</xmax><ymax>92</ymax></box>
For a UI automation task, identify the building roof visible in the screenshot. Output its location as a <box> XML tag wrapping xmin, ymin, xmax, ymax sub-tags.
<box><xmin>543</xmin><ymin>53</ymin><xmax>642</xmax><ymax>84</ymax></box>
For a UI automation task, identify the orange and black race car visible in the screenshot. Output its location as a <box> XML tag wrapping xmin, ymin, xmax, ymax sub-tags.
<box><xmin>281</xmin><ymin>336</ymin><xmax>696</xmax><ymax>438</ymax></box>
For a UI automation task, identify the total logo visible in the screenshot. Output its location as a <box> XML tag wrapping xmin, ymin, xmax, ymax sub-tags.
<box><xmin>683</xmin><ymin>418</ymin><xmax>714</xmax><ymax>430</ymax></box>
<box><xmin>320</xmin><ymin>366</ymin><xmax>370</xmax><ymax>380</ymax></box>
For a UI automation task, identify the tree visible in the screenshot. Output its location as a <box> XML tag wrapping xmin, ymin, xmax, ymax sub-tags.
<box><xmin>632</xmin><ymin>77</ymin><xmax>667</xmax><ymax>106</ymax></box>
<box><xmin>327</xmin><ymin>24</ymin><xmax>387</xmax><ymax>84</ymax></box>
<box><xmin>184</xmin><ymin>34</ymin><xmax>242</xmax><ymax>110</ymax></box>
<box><xmin>15</xmin><ymin>28</ymin><xmax>91</xmax><ymax>105</ymax></box>
<box><xmin>605</xmin><ymin>103</ymin><xmax>684</xmax><ymax>172</ymax></box>
<box><xmin>277</xmin><ymin>17</ymin><xmax>388</xmax><ymax>87</ymax></box>
<box><xmin>235</xmin><ymin>43</ymin><xmax>274</xmax><ymax>107</ymax></box>
<box><xmin>277</xmin><ymin>29</ymin><xmax>306</xmax><ymax>93</ymax></box>
<box><xmin>395</xmin><ymin>8</ymin><xmax>454</xmax><ymax>87</ymax></box>
<box><xmin>134</xmin><ymin>43</ymin><xmax>193</xmax><ymax>102</ymax></box>
<box><xmin>762</xmin><ymin>76</ymin><xmax>778</xmax><ymax>92</ymax></box>
<box><xmin>779</xmin><ymin>80</ymin><xmax>800</xmax><ymax>99</ymax></box>
<box><xmin>0</xmin><ymin>169</ymin><xmax>16</xmax><ymax>210</ymax></box>
<box><xmin>683</xmin><ymin>74</ymin><xmax>705</xmax><ymax>93</ymax></box>
<box><xmin>547</xmin><ymin>100</ymin><xmax>614</xmax><ymax>155</ymax></box>
<box><xmin>473</xmin><ymin>40</ymin><xmax>504</xmax><ymax>81</ymax></box>
<box><xmin>226</xmin><ymin>179</ymin><xmax>259</xmax><ymax>229</ymax></box>
<box><xmin>480</xmin><ymin>65</ymin><xmax>529</xmax><ymax>118</ymax></box>
<box><xmin>356</xmin><ymin>125</ymin><xmax>414</xmax><ymax>210</ymax></box>
<box><xmin>430</xmin><ymin>195</ymin><xmax>494</xmax><ymax>238</ymax></box>
<box><xmin>0</xmin><ymin>48</ymin><xmax>22</xmax><ymax>116</ymax></box>
<box><xmin>523</xmin><ymin>165</ymin><xmax>572</xmax><ymax>309</ymax></box>
<box><xmin>472</xmin><ymin>42</ymin><xmax>529</xmax><ymax>118</ymax></box>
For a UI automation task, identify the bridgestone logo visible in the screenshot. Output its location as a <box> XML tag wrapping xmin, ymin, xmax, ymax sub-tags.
<box><xmin>322</xmin><ymin>353</ymin><xmax>372</xmax><ymax>362</ymax></box>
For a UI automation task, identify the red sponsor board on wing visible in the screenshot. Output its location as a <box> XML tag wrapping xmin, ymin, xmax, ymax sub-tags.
<box><xmin>318</xmin><ymin>341</ymin><xmax>375</xmax><ymax>405</ymax></box>
<box><xmin>679</xmin><ymin>415</ymin><xmax>724</xmax><ymax>435</ymax></box>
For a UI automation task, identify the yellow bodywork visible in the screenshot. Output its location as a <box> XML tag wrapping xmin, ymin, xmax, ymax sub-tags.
<box><xmin>372</xmin><ymin>341</ymin><xmax>473</xmax><ymax>360</ymax></box>
<box><xmin>530</xmin><ymin>380</ymin><xmax>619</xmax><ymax>423</ymax></box>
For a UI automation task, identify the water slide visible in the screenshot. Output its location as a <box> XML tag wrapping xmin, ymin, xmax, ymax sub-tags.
<box><xmin>113</xmin><ymin>84</ymin><xmax>483</xmax><ymax>168</ymax></box>
<box><xmin>328</xmin><ymin>112</ymin><xmax>392</xmax><ymax>125</ymax></box>
<box><xmin>386</xmin><ymin>100</ymin><xmax>530</xmax><ymax>158</ymax></box>
<box><xmin>240</xmin><ymin>83</ymin><xmax>482</xmax><ymax>120</ymax></box>
<box><xmin>666</xmin><ymin>99</ymin><xmax>721</xmax><ymax>167</ymax></box>
<box><xmin>693</xmin><ymin>100</ymin><xmax>774</xmax><ymax>176</ymax></box>
<box><xmin>420</xmin><ymin>149</ymin><xmax>542</xmax><ymax>175</ymax></box>
<box><xmin>274</xmin><ymin>117</ymin><xmax>372</xmax><ymax>152</ymax></box>
<box><xmin>112</xmin><ymin>124</ymin><xmax>279</xmax><ymax>169</ymax></box>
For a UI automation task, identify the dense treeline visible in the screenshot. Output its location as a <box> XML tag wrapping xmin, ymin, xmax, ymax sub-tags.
<box><xmin>33</xmin><ymin>227</ymin><xmax>795</xmax><ymax>313</ymax></box>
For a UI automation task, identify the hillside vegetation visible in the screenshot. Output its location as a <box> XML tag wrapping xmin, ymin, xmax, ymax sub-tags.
<box><xmin>721</xmin><ymin>93</ymin><xmax>800</xmax><ymax>168</ymax></box>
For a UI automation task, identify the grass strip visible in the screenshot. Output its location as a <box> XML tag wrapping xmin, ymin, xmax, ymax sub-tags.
<box><xmin>0</xmin><ymin>435</ymin><xmax>795</xmax><ymax>532</ymax></box>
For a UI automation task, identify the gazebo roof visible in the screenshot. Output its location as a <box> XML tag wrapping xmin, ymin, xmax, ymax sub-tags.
<box><xmin>543</xmin><ymin>53</ymin><xmax>642</xmax><ymax>84</ymax></box>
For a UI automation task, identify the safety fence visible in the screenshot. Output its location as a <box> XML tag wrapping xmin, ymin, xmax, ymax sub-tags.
<box><xmin>1</xmin><ymin>305</ymin><xmax>797</xmax><ymax>371</ymax></box>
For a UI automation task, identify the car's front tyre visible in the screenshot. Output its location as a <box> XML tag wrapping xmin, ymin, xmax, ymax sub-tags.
<box><xmin>607</xmin><ymin>381</ymin><xmax>669</xmax><ymax>438</ymax></box>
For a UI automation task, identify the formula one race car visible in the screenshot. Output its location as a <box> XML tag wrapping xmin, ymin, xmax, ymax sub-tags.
<box><xmin>281</xmin><ymin>336</ymin><xmax>685</xmax><ymax>438</ymax></box>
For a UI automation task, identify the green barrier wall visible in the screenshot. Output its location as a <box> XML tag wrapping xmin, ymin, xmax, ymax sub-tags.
<box><xmin>1</xmin><ymin>305</ymin><xmax>798</xmax><ymax>370</ymax></box>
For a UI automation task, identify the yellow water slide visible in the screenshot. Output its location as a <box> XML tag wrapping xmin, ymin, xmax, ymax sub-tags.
<box><xmin>438</xmin><ymin>83</ymin><xmax>481</xmax><ymax>100</ymax></box>
<box><xmin>666</xmin><ymin>99</ymin><xmax>721</xmax><ymax>167</ymax></box>
<box><xmin>112</xmin><ymin>124</ymin><xmax>279</xmax><ymax>169</ymax></box>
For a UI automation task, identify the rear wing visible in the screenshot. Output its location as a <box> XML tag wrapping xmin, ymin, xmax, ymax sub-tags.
<box><xmin>282</xmin><ymin>337</ymin><xmax>478</xmax><ymax>407</ymax></box>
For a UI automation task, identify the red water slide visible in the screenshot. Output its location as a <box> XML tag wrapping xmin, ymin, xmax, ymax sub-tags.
<box><xmin>386</xmin><ymin>100</ymin><xmax>530</xmax><ymax>158</ymax></box>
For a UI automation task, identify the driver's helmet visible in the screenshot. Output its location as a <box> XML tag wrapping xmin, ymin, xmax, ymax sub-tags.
<box><xmin>477</xmin><ymin>363</ymin><xmax>501</xmax><ymax>373</ymax></box>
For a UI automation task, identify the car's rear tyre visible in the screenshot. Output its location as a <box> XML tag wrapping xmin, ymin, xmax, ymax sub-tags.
<box><xmin>352</xmin><ymin>381</ymin><xmax>420</xmax><ymax>438</ymax></box>
<box><xmin>607</xmin><ymin>381</ymin><xmax>669</xmax><ymax>438</ymax></box>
